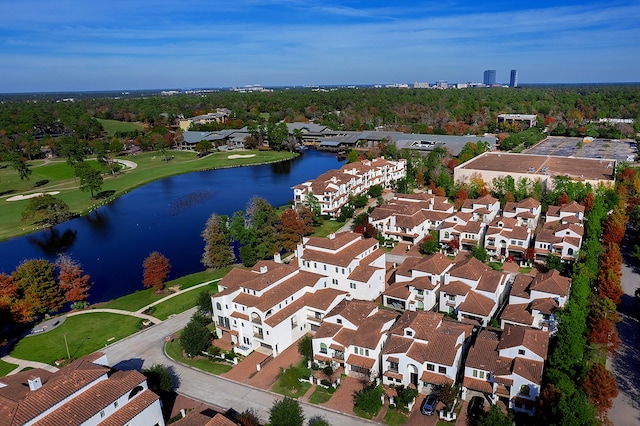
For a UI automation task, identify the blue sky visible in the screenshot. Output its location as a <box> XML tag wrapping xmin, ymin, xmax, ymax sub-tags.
<box><xmin>0</xmin><ymin>1</ymin><xmax>638</xmax><ymax>92</ymax></box>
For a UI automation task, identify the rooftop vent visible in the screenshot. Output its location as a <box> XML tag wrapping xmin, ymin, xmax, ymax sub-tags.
<box><xmin>28</xmin><ymin>377</ymin><xmax>42</xmax><ymax>391</ymax></box>
<box><xmin>260</xmin><ymin>265</ymin><xmax>268</xmax><ymax>274</ymax></box>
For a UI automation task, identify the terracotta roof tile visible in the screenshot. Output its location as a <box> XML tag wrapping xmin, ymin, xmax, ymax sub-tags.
<box><xmin>347</xmin><ymin>354</ymin><xmax>376</xmax><ymax>369</ymax></box>
<box><xmin>96</xmin><ymin>389</ymin><xmax>160</xmax><ymax>426</ymax></box>
<box><xmin>500</xmin><ymin>303</ymin><xmax>534</xmax><ymax>326</ymax></box>
<box><xmin>497</xmin><ymin>325</ymin><xmax>550</xmax><ymax>360</ymax></box>
<box><xmin>531</xmin><ymin>270</ymin><xmax>571</xmax><ymax>298</ymax></box>
<box><xmin>458</xmin><ymin>291</ymin><xmax>496</xmax><ymax>317</ymax></box>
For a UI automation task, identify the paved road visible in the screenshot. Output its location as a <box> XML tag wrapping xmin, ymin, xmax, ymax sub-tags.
<box><xmin>102</xmin><ymin>308</ymin><xmax>376</xmax><ymax>425</ymax></box>
<box><xmin>608</xmin><ymin>238</ymin><xmax>640</xmax><ymax>426</ymax></box>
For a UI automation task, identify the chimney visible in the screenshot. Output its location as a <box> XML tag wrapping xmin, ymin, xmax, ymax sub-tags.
<box><xmin>28</xmin><ymin>376</ymin><xmax>42</xmax><ymax>391</ymax></box>
<box><xmin>328</xmin><ymin>233</ymin><xmax>335</xmax><ymax>240</ymax></box>
<box><xmin>273</xmin><ymin>253</ymin><xmax>282</xmax><ymax>263</ymax></box>
<box><xmin>260</xmin><ymin>265</ymin><xmax>268</xmax><ymax>273</ymax></box>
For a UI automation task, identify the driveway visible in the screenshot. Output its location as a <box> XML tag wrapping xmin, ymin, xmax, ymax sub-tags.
<box><xmin>608</xmin><ymin>237</ymin><xmax>640</xmax><ymax>426</ymax></box>
<box><xmin>102</xmin><ymin>308</ymin><xmax>376</xmax><ymax>425</ymax></box>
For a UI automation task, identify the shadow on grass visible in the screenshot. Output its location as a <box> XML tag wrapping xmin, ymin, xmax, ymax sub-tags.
<box><xmin>0</xmin><ymin>189</ymin><xmax>16</xmax><ymax>196</ymax></box>
<box><xmin>34</xmin><ymin>179</ymin><xmax>49</xmax><ymax>188</ymax></box>
<box><xmin>96</xmin><ymin>190</ymin><xmax>116</xmax><ymax>199</ymax></box>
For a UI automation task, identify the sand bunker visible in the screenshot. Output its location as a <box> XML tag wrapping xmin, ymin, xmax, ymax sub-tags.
<box><xmin>227</xmin><ymin>154</ymin><xmax>256</xmax><ymax>159</ymax></box>
<box><xmin>7</xmin><ymin>191</ymin><xmax>61</xmax><ymax>202</ymax></box>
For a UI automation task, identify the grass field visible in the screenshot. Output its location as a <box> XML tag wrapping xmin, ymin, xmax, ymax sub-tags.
<box><xmin>165</xmin><ymin>336</ymin><xmax>232</xmax><ymax>375</ymax></box>
<box><xmin>98</xmin><ymin>268</ymin><xmax>226</xmax><ymax>311</ymax></box>
<box><xmin>97</xmin><ymin>119</ymin><xmax>145</xmax><ymax>135</ymax></box>
<box><xmin>308</xmin><ymin>386</ymin><xmax>334</xmax><ymax>404</ymax></box>
<box><xmin>0</xmin><ymin>359</ymin><xmax>18</xmax><ymax>377</ymax></box>
<box><xmin>0</xmin><ymin>150</ymin><xmax>297</xmax><ymax>241</ymax></box>
<box><xmin>150</xmin><ymin>281</ymin><xmax>218</xmax><ymax>320</ymax></box>
<box><xmin>10</xmin><ymin>313</ymin><xmax>143</xmax><ymax>365</ymax></box>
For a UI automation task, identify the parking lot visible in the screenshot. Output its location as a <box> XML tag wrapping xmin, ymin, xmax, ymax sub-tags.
<box><xmin>525</xmin><ymin>136</ymin><xmax>637</xmax><ymax>163</ymax></box>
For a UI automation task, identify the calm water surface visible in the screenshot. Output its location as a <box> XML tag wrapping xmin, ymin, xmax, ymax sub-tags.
<box><xmin>0</xmin><ymin>150</ymin><xmax>343</xmax><ymax>303</ymax></box>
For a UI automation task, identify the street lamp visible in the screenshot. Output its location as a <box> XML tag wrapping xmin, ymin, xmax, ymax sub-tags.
<box><xmin>63</xmin><ymin>333</ymin><xmax>71</xmax><ymax>360</ymax></box>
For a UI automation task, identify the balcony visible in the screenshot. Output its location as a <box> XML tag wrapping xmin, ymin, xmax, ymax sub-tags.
<box><xmin>253</xmin><ymin>332</ymin><xmax>264</xmax><ymax>340</ymax></box>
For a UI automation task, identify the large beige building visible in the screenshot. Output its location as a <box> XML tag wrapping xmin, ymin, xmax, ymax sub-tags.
<box><xmin>454</xmin><ymin>152</ymin><xmax>616</xmax><ymax>189</ymax></box>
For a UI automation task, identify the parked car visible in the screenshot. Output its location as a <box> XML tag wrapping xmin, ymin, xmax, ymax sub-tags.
<box><xmin>420</xmin><ymin>394</ymin><xmax>439</xmax><ymax>415</ymax></box>
<box><xmin>467</xmin><ymin>396</ymin><xmax>485</xmax><ymax>423</ymax></box>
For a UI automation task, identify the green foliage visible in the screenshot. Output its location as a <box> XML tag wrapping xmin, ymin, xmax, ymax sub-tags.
<box><xmin>478</xmin><ymin>404</ymin><xmax>513</xmax><ymax>426</ymax></box>
<box><xmin>21</xmin><ymin>194</ymin><xmax>73</xmax><ymax>227</ymax></box>
<box><xmin>471</xmin><ymin>245</ymin><xmax>488</xmax><ymax>263</ymax></box>
<box><xmin>349</xmin><ymin>193</ymin><xmax>369</xmax><ymax>209</ymax></box>
<box><xmin>395</xmin><ymin>385</ymin><xmax>419</xmax><ymax>410</ymax></box>
<box><xmin>12</xmin><ymin>259</ymin><xmax>64</xmax><ymax>319</ymax></box>
<box><xmin>353</xmin><ymin>383</ymin><xmax>384</xmax><ymax>417</ymax></box>
<box><xmin>367</xmin><ymin>184</ymin><xmax>383</xmax><ymax>198</ymax></box>
<box><xmin>545</xmin><ymin>253</ymin><xmax>563</xmax><ymax>272</ymax></box>
<box><xmin>196</xmin><ymin>290</ymin><xmax>212</xmax><ymax>314</ymax></box>
<box><xmin>74</xmin><ymin>161</ymin><xmax>103</xmax><ymax>199</ymax></box>
<box><xmin>420</xmin><ymin>232</ymin><xmax>439</xmax><ymax>255</ymax></box>
<box><xmin>498</xmin><ymin>127</ymin><xmax>545</xmax><ymax>151</ymax></box>
<box><xmin>180</xmin><ymin>314</ymin><xmax>211</xmax><ymax>357</ymax></box>
<box><xmin>297</xmin><ymin>335</ymin><xmax>313</xmax><ymax>361</ymax></box>
<box><xmin>142</xmin><ymin>363</ymin><xmax>175</xmax><ymax>393</ymax></box>
<box><xmin>269</xmin><ymin>397</ymin><xmax>305</xmax><ymax>426</ymax></box>
<box><xmin>201</xmin><ymin>213</ymin><xmax>235</xmax><ymax>269</ymax></box>
<box><xmin>307</xmin><ymin>415</ymin><xmax>331</xmax><ymax>426</ymax></box>
<box><xmin>438</xmin><ymin>383</ymin><xmax>457</xmax><ymax>412</ymax></box>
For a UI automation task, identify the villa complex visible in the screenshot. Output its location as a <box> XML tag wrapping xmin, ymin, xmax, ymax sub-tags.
<box><xmin>292</xmin><ymin>157</ymin><xmax>407</xmax><ymax>218</ymax></box>
<box><xmin>0</xmin><ymin>353</ymin><xmax>164</xmax><ymax>426</ymax></box>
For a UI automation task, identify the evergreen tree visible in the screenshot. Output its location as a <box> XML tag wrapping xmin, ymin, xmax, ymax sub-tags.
<box><xmin>201</xmin><ymin>213</ymin><xmax>235</xmax><ymax>269</ymax></box>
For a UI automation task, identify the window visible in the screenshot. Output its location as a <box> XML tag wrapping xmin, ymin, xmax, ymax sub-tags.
<box><xmin>342</xmin><ymin>268</ymin><xmax>345</xmax><ymax>274</ymax></box>
<box><xmin>216</xmin><ymin>302</ymin><xmax>221</xmax><ymax>310</ymax></box>
<box><xmin>320</xmin><ymin>343</ymin><xmax>328</xmax><ymax>354</ymax></box>
<box><xmin>518</xmin><ymin>349</ymin><xmax>525</xmax><ymax>355</ymax></box>
<box><xmin>427</xmin><ymin>363</ymin><xmax>435</xmax><ymax>371</ymax></box>
<box><xmin>519</xmin><ymin>384</ymin><xmax>531</xmax><ymax>396</ymax></box>
<box><xmin>405</xmin><ymin>330</ymin><xmax>413</xmax><ymax>337</ymax></box>
<box><xmin>324</xmin><ymin>265</ymin><xmax>327</xmax><ymax>270</ymax></box>
<box><xmin>337</xmin><ymin>318</ymin><xmax>342</xmax><ymax>324</ymax></box>
<box><xmin>350</xmin><ymin>282</ymin><xmax>356</xmax><ymax>289</ymax></box>
<box><xmin>448</xmin><ymin>295</ymin><xmax>455</xmax><ymax>301</ymax></box>
<box><xmin>438</xmin><ymin>366</ymin><xmax>446</xmax><ymax>374</ymax></box>
<box><xmin>417</xmin><ymin>289</ymin><xmax>423</xmax><ymax>296</ymax></box>
<box><xmin>389</xmin><ymin>361</ymin><xmax>399</xmax><ymax>372</ymax></box>
<box><xmin>473</xmin><ymin>369</ymin><xmax>478</xmax><ymax>377</ymax></box>
<box><xmin>332</xmin><ymin>278</ymin><xmax>338</xmax><ymax>285</ymax></box>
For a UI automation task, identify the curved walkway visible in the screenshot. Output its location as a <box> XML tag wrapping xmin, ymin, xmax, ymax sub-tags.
<box><xmin>0</xmin><ymin>279</ymin><xmax>220</xmax><ymax>374</ymax></box>
<box><xmin>114</xmin><ymin>158</ymin><xmax>138</xmax><ymax>170</ymax></box>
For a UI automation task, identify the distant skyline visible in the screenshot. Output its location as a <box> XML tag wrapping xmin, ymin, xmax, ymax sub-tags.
<box><xmin>0</xmin><ymin>1</ymin><xmax>639</xmax><ymax>93</ymax></box>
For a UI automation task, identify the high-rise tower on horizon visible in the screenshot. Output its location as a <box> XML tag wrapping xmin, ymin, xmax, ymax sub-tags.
<box><xmin>510</xmin><ymin>69</ymin><xmax>518</xmax><ymax>88</ymax></box>
<box><xmin>483</xmin><ymin>70</ymin><xmax>496</xmax><ymax>86</ymax></box>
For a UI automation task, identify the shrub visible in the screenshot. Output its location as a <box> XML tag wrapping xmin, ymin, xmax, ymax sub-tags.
<box><xmin>353</xmin><ymin>383</ymin><xmax>384</xmax><ymax>416</ymax></box>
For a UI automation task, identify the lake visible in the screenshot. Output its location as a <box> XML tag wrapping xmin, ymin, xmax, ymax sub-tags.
<box><xmin>0</xmin><ymin>149</ymin><xmax>344</xmax><ymax>303</ymax></box>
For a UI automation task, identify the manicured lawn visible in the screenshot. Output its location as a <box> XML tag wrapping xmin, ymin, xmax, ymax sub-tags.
<box><xmin>165</xmin><ymin>337</ymin><xmax>232</xmax><ymax>375</ymax></box>
<box><xmin>308</xmin><ymin>386</ymin><xmax>333</xmax><ymax>404</ymax></box>
<box><xmin>10</xmin><ymin>313</ymin><xmax>142</xmax><ymax>365</ymax></box>
<box><xmin>99</xmin><ymin>288</ymin><xmax>166</xmax><ymax>311</ymax></box>
<box><xmin>519</xmin><ymin>266</ymin><xmax>533</xmax><ymax>274</ymax></box>
<box><xmin>97</xmin><ymin>119</ymin><xmax>145</xmax><ymax>135</ymax></box>
<box><xmin>0</xmin><ymin>359</ymin><xmax>18</xmax><ymax>376</ymax></box>
<box><xmin>0</xmin><ymin>150</ymin><xmax>297</xmax><ymax>241</ymax></box>
<box><xmin>98</xmin><ymin>268</ymin><xmax>227</xmax><ymax>311</ymax></box>
<box><xmin>384</xmin><ymin>409</ymin><xmax>408</xmax><ymax>426</ymax></box>
<box><xmin>170</xmin><ymin>268</ymin><xmax>231</xmax><ymax>290</ymax></box>
<box><xmin>151</xmin><ymin>281</ymin><xmax>219</xmax><ymax>320</ymax></box>
<box><xmin>272</xmin><ymin>360</ymin><xmax>312</xmax><ymax>398</ymax></box>
<box><xmin>313</xmin><ymin>219</ymin><xmax>346</xmax><ymax>237</ymax></box>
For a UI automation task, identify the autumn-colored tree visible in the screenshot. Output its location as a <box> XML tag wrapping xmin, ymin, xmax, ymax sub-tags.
<box><xmin>201</xmin><ymin>213</ymin><xmax>235</xmax><ymax>269</ymax></box>
<box><xmin>523</xmin><ymin>247</ymin><xmax>536</xmax><ymax>263</ymax></box>
<box><xmin>601</xmin><ymin>209</ymin><xmax>627</xmax><ymax>246</ymax></box>
<box><xmin>599</xmin><ymin>244</ymin><xmax>622</xmax><ymax>274</ymax></box>
<box><xmin>143</xmin><ymin>251</ymin><xmax>171</xmax><ymax>291</ymax></box>
<box><xmin>277</xmin><ymin>208</ymin><xmax>306</xmax><ymax>252</ymax></box>
<box><xmin>584</xmin><ymin>363</ymin><xmax>618</xmax><ymax>420</ymax></box>
<box><xmin>448</xmin><ymin>238</ymin><xmax>460</xmax><ymax>252</ymax></box>
<box><xmin>446</xmin><ymin>158</ymin><xmax>459</xmax><ymax>172</ymax></box>
<box><xmin>588</xmin><ymin>316</ymin><xmax>620</xmax><ymax>355</ymax></box>
<box><xmin>596</xmin><ymin>268</ymin><xmax>624</xmax><ymax>304</ymax></box>
<box><xmin>454</xmin><ymin>188</ymin><xmax>468</xmax><ymax>209</ymax></box>
<box><xmin>557</xmin><ymin>192</ymin><xmax>570</xmax><ymax>206</ymax></box>
<box><xmin>582</xmin><ymin>191</ymin><xmax>595</xmax><ymax>213</ymax></box>
<box><xmin>56</xmin><ymin>255</ymin><xmax>92</xmax><ymax>303</ymax></box>
<box><xmin>535</xmin><ymin>384</ymin><xmax>562</xmax><ymax>425</ymax></box>
<box><xmin>12</xmin><ymin>259</ymin><xmax>64</xmax><ymax>319</ymax></box>
<box><xmin>504</xmin><ymin>190</ymin><xmax>515</xmax><ymax>203</ymax></box>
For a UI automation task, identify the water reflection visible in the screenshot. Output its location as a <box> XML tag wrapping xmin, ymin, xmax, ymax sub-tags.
<box><xmin>28</xmin><ymin>228</ymin><xmax>77</xmax><ymax>254</ymax></box>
